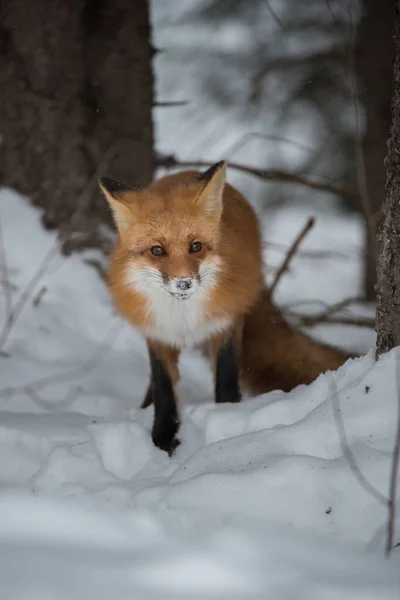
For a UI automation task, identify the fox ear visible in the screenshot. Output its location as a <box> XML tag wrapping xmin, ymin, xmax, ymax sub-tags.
<box><xmin>99</xmin><ymin>176</ymin><xmax>138</xmax><ymax>231</ymax></box>
<box><xmin>195</xmin><ymin>161</ymin><xmax>226</xmax><ymax>218</ymax></box>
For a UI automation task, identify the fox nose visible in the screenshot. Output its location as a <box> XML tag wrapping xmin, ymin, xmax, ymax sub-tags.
<box><xmin>175</xmin><ymin>277</ymin><xmax>193</xmax><ymax>291</ymax></box>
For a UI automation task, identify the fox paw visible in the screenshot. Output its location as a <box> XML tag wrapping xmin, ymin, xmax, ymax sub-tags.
<box><xmin>152</xmin><ymin>432</ymin><xmax>180</xmax><ymax>456</ymax></box>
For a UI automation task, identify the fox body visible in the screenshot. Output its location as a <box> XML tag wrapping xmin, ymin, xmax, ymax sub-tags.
<box><xmin>100</xmin><ymin>162</ymin><xmax>348</xmax><ymax>454</ymax></box>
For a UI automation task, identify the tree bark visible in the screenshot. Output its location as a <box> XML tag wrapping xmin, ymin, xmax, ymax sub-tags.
<box><xmin>0</xmin><ymin>0</ymin><xmax>154</xmax><ymax>252</ymax></box>
<box><xmin>355</xmin><ymin>0</ymin><xmax>395</xmax><ymax>300</ymax></box>
<box><xmin>375</xmin><ymin>0</ymin><xmax>400</xmax><ymax>356</ymax></box>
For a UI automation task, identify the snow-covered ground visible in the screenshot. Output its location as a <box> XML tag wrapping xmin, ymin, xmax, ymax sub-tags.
<box><xmin>0</xmin><ymin>187</ymin><xmax>398</xmax><ymax>598</ymax></box>
<box><xmin>0</xmin><ymin>1</ymin><xmax>398</xmax><ymax>595</ymax></box>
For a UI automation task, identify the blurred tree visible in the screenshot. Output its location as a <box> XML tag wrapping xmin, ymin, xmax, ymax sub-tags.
<box><xmin>355</xmin><ymin>0</ymin><xmax>394</xmax><ymax>300</ymax></box>
<box><xmin>0</xmin><ymin>0</ymin><xmax>154</xmax><ymax>252</ymax></box>
<box><xmin>376</xmin><ymin>0</ymin><xmax>400</xmax><ymax>356</ymax></box>
<box><xmin>178</xmin><ymin>0</ymin><xmax>394</xmax><ymax>300</ymax></box>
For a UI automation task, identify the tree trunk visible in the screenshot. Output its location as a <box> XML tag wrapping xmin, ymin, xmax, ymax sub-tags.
<box><xmin>355</xmin><ymin>0</ymin><xmax>394</xmax><ymax>300</ymax></box>
<box><xmin>375</xmin><ymin>0</ymin><xmax>400</xmax><ymax>356</ymax></box>
<box><xmin>0</xmin><ymin>0</ymin><xmax>154</xmax><ymax>252</ymax></box>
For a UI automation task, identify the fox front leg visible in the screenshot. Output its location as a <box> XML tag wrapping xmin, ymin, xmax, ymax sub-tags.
<box><xmin>147</xmin><ymin>343</ymin><xmax>180</xmax><ymax>455</ymax></box>
<box><xmin>215</xmin><ymin>335</ymin><xmax>242</xmax><ymax>404</ymax></box>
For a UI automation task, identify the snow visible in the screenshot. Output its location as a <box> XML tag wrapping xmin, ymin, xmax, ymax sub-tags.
<box><xmin>0</xmin><ymin>2</ymin><xmax>398</xmax><ymax>594</ymax></box>
<box><xmin>0</xmin><ymin>184</ymin><xmax>399</xmax><ymax>598</ymax></box>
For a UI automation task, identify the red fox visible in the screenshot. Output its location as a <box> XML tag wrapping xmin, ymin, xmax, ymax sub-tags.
<box><xmin>99</xmin><ymin>161</ymin><xmax>349</xmax><ymax>455</ymax></box>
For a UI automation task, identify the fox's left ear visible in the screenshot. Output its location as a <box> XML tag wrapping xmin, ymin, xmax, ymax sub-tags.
<box><xmin>99</xmin><ymin>176</ymin><xmax>138</xmax><ymax>231</ymax></box>
<box><xmin>195</xmin><ymin>161</ymin><xmax>226</xmax><ymax>218</ymax></box>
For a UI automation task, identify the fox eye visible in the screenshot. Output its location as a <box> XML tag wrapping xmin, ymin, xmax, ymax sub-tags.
<box><xmin>151</xmin><ymin>245</ymin><xmax>165</xmax><ymax>256</ymax></box>
<box><xmin>190</xmin><ymin>241</ymin><xmax>202</xmax><ymax>253</ymax></box>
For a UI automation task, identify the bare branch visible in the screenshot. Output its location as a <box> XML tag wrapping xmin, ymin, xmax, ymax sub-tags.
<box><xmin>265</xmin><ymin>240</ymin><xmax>353</xmax><ymax>261</ymax></box>
<box><xmin>153</xmin><ymin>100</ymin><xmax>189</xmax><ymax>108</ymax></box>
<box><xmin>292</xmin><ymin>314</ymin><xmax>375</xmax><ymax>329</ymax></box>
<box><xmin>156</xmin><ymin>154</ymin><xmax>359</xmax><ymax>200</ymax></box>
<box><xmin>262</xmin><ymin>0</ymin><xmax>285</xmax><ymax>30</ymax></box>
<box><xmin>269</xmin><ymin>217</ymin><xmax>315</xmax><ymax>298</ymax></box>
<box><xmin>283</xmin><ymin>296</ymin><xmax>375</xmax><ymax>329</ymax></box>
<box><xmin>251</xmin><ymin>48</ymin><xmax>345</xmax><ymax>101</ymax></box>
<box><xmin>223</xmin><ymin>132</ymin><xmax>315</xmax><ymax>161</ymax></box>
<box><xmin>286</xmin><ymin>295</ymin><xmax>365</xmax><ymax>318</ymax></box>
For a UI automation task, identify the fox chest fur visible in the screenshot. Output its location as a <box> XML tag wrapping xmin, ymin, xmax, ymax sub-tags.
<box><xmin>124</xmin><ymin>259</ymin><xmax>233</xmax><ymax>347</ymax></box>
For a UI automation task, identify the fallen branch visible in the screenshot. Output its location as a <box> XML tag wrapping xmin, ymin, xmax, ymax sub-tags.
<box><xmin>269</xmin><ymin>216</ymin><xmax>315</xmax><ymax>298</ymax></box>
<box><xmin>156</xmin><ymin>154</ymin><xmax>359</xmax><ymax>200</ymax></box>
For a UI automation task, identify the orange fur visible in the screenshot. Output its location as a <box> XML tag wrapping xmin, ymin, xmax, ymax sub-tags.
<box><xmin>103</xmin><ymin>167</ymin><xmax>263</xmax><ymax>336</ymax></box>
<box><xmin>99</xmin><ymin>163</ymin><xmax>349</xmax><ymax>451</ymax></box>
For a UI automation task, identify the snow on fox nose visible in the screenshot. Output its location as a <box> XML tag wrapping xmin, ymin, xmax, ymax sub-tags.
<box><xmin>175</xmin><ymin>277</ymin><xmax>193</xmax><ymax>291</ymax></box>
<box><xmin>176</xmin><ymin>278</ymin><xmax>192</xmax><ymax>291</ymax></box>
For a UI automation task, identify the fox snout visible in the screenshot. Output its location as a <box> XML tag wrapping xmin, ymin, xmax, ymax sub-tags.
<box><xmin>168</xmin><ymin>276</ymin><xmax>196</xmax><ymax>299</ymax></box>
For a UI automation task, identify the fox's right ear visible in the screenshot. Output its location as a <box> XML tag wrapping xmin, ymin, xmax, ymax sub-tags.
<box><xmin>99</xmin><ymin>177</ymin><xmax>138</xmax><ymax>231</ymax></box>
<box><xmin>195</xmin><ymin>161</ymin><xmax>226</xmax><ymax>218</ymax></box>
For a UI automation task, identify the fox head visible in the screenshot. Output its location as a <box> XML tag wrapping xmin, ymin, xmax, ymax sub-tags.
<box><xmin>99</xmin><ymin>161</ymin><xmax>227</xmax><ymax>301</ymax></box>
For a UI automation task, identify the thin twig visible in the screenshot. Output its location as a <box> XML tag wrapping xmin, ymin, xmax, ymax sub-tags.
<box><xmin>0</xmin><ymin>320</ymin><xmax>122</xmax><ymax>399</ymax></box>
<box><xmin>26</xmin><ymin>385</ymin><xmax>80</xmax><ymax>412</ymax></box>
<box><xmin>154</xmin><ymin>100</ymin><xmax>189</xmax><ymax>108</ymax></box>
<box><xmin>292</xmin><ymin>314</ymin><xmax>375</xmax><ymax>329</ymax></box>
<box><xmin>269</xmin><ymin>217</ymin><xmax>315</xmax><ymax>297</ymax></box>
<box><xmin>282</xmin><ymin>296</ymin><xmax>365</xmax><ymax>313</ymax></box>
<box><xmin>283</xmin><ymin>296</ymin><xmax>376</xmax><ymax>328</ymax></box>
<box><xmin>285</xmin><ymin>295</ymin><xmax>367</xmax><ymax>324</ymax></box>
<box><xmin>386</xmin><ymin>352</ymin><xmax>400</xmax><ymax>555</ymax></box>
<box><xmin>262</xmin><ymin>0</ymin><xmax>285</xmax><ymax>30</ymax></box>
<box><xmin>250</xmin><ymin>48</ymin><xmax>345</xmax><ymax>101</ymax></box>
<box><xmin>265</xmin><ymin>240</ymin><xmax>354</xmax><ymax>260</ymax></box>
<box><xmin>223</xmin><ymin>132</ymin><xmax>315</xmax><ymax>161</ymax></box>
<box><xmin>329</xmin><ymin>372</ymin><xmax>388</xmax><ymax>508</ymax></box>
<box><xmin>0</xmin><ymin>213</ymin><xmax>13</xmax><ymax>325</ymax></box>
<box><xmin>0</xmin><ymin>143</ymin><xmax>121</xmax><ymax>353</ymax></box>
<box><xmin>0</xmin><ymin>243</ymin><xmax>57</xmax><ymax>352</ymax></box>
<box><xmin>156</xmin><ymin>154</ymin><xmax>359</xmax><ymax>201</ymax></box>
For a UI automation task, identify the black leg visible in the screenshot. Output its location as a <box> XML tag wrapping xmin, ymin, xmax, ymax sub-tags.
<box><xmin>141</xmin><ymin>383</ymin><xmax>153</xmax><ymax>408</ymax></box>
<box><xmin>148</xmin><ymin>348</ymin><xmax>180</xmax><ymax>455</ymax></box>
<box><xmin>215</xmin><ymin>336</ymin><xmax>242</xmax><ymax>403</ymax></box>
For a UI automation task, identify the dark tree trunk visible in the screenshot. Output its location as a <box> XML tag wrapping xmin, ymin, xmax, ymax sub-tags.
<box><xmin>355</xmin><ymin>0</ymin><xmax>395</xmax><ymax>300</ymax></box>
<box><xmin>0</xmin><ymin>0</ymin><xmax>154</xmax><ymax>252</ymax></box>
<box><xmin>376</xmin><ymin>1</ymin><xmax>400</xmax><ymax>356</ymax></box>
